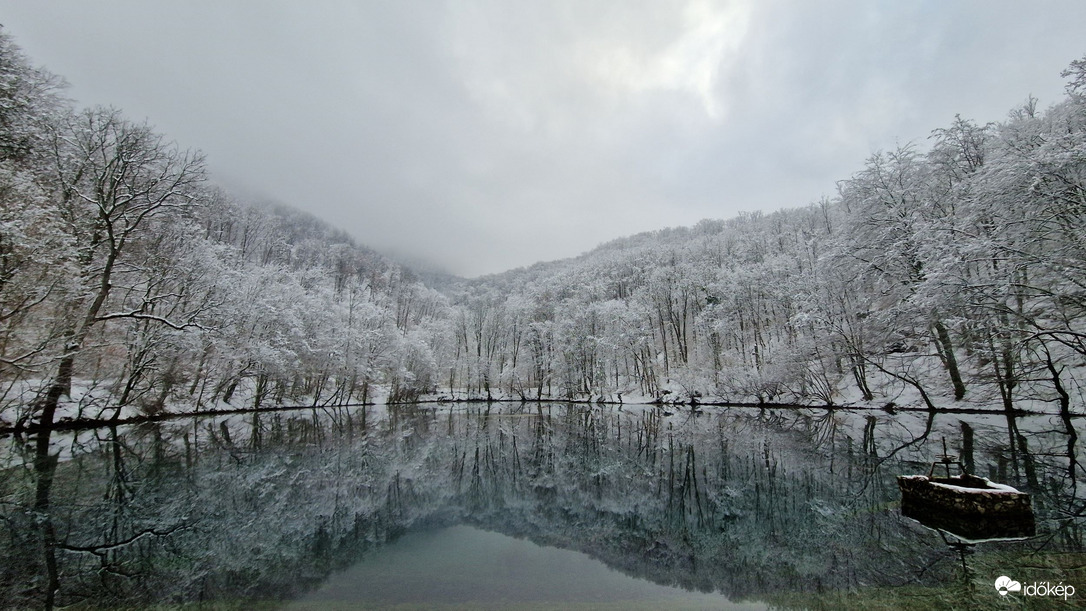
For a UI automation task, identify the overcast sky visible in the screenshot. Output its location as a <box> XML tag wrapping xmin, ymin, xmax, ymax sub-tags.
<box><xmin>2</xmin><ymin>1</ymin><xmax>1084</xmax><ymax>276</ymax></box>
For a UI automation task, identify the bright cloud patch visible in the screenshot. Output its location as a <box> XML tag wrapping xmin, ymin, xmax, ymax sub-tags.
<box><xmin>581</xmin><ymin>0</ymin><xmax>752</xmax><ymax>120</ymax></box>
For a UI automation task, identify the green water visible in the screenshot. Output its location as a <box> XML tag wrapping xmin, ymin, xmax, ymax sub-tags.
<box><xmin>287</xmin><ymin>525</ymin><xmax>763</xmax><ymax>609</ymax></box>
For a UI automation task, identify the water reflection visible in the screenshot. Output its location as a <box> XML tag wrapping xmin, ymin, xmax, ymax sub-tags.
<box><xmin>287</xmin><ymin>525</ymin><xmax>762</xmax><ymax>609</ymax></box>
<box><xmin>1</xmin><ymin>403</ymin><xmax>1083</xmax><ymax>609</ymax></box>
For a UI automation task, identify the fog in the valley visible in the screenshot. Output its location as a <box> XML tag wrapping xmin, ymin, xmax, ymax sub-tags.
<box><xmin>2</xmin><ymin>1</ymin><xmax>1084</xmax><ymax>275</ymax></box>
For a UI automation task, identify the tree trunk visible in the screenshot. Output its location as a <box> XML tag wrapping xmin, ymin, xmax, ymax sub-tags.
<box><xmin>933</xmin><ymin>320</ymin><xmax>966</xmax><ymax>400</ymax></box>
<box><xmin>850</xmin><ymin>356</ymin><xmax>873</xmax><ymax>401</ymax></box>
<box><xmin>33</xmin><ymin>426</ymin><xmax>60</xmax><ymax>610</ymax></box>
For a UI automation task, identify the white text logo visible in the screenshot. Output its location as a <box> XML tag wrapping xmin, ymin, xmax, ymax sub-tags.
<box><xmin>996</xmin><ymin>576</ymin><xmax>1075</xmax><ymax>600</ymax></box>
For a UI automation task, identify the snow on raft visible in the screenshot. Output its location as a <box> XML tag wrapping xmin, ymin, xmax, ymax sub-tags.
<box><xmin>898</xmin><ymin>473</ymin><xmax>1035</xmax><ymax>541</ymax></box>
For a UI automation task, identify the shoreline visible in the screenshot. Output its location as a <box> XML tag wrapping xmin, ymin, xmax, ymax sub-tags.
<box><xmin>0</xmin><ymin>398</ymin><xmax>1054</xmax><ymax>436</ymax></box>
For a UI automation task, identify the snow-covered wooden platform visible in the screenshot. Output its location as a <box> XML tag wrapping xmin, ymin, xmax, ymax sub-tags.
<box><xmin>898</xmin><ymin>473</ymin><xmax>1035</xmax><ymax>540</ymax></box>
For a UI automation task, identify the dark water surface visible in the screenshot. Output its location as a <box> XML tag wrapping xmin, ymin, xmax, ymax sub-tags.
<box><xmin>1</xmin><ymin>402</ymin><xmax>1083</xmax><ymax>609</ymax></box>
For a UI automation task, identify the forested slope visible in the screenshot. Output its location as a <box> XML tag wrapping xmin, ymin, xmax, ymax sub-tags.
<box><xmin>1</xmin><ymin>26</ymin><xmax>1084</xmax><ymax>429</ymax></box>
<box><xmin>0</xmin><ymin>30</ymin><xmax>448</xmax><ymax>430</ymax></box>
<box><xmin>441</xmin><ymin>62</ymin><xmax>1086</xmax><ymax>411</ymax></box>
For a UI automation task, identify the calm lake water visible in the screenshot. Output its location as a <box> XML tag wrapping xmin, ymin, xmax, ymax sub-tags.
<box><xmin>286</xmin><ymin>525</ymin><xmax>762</xmax><ymax>609</ymax></box>
<box><xmin>1</xmin><ymin>402</ymin><xmax>1083</xmax><ymax>609</ymax></box>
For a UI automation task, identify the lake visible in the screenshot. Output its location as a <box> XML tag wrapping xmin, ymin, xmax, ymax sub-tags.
<box><xmin>1</xmin><ymin>402</ymin><xmax>1082</xmax><ymax>609</ymax></box>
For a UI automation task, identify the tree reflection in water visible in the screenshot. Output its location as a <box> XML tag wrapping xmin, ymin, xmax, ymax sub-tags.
<box><xmin>1</xmin><ymin>403</ymin><xmax>1083</xmax><ymax>609</ymax></box>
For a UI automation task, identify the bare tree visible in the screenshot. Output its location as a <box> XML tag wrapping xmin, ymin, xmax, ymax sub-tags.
<box><xmin>34</xmin><ymin>108</ymin><xmax>205</xmax><ymax>429</ymax></box>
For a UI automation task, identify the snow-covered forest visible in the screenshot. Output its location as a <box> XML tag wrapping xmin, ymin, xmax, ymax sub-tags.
<box><xmin>2</xmin><ymin>28</ymin><xmax>1085</xmax><ymax>430</ymax></box>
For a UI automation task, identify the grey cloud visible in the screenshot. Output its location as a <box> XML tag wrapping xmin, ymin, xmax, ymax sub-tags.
<box><xmin>2</xmin><ymin>0</ymin><xmax>1083</xmax><ymax>276</ymax></box>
